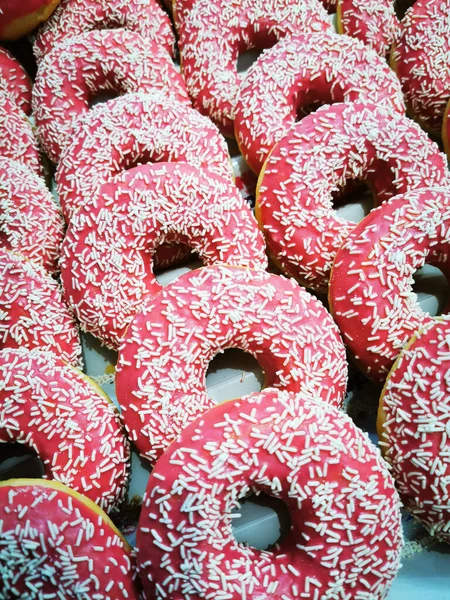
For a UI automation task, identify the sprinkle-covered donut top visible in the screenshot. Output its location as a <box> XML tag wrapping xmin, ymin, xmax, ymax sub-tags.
<box><xmin>174</xmin><ymin>0</ymin><xmax>335</xmax><ymax>30</ymax></box>
<box><xmin>0</xmin><ymin>46</ymin><xmax>32</xmax><ymax>114</ymax></box>
<box><xmin>391</xmin><ymin>0</ymin><xmax>450</xmax><ymax>134</ymax></box>
<box><xmin>137</xmin><ymin>388</ymin><xmax>403</xmax><ymax>600</ymax></box>
<box><xmin>0</xmin><ymin>248</ymin><xmax>82</xmax><ymax>368</ymax></box>
<box><xmin>0</xmin><ymin>348</ymin><xmax>130</xmax><ymax>513</ymax></box>
<box><xmin>378</xmin><ymin>317</ymin><xmax>450</xmax><ymax>543</ymax></box>
<box><xmin>60</xmin><ymin>162</ymin><xmax>267</xmax><ymax>349</ymax></box>
<box><xmin>33</xmin><ymin>0</ymin><xmax>176</xmax><ymax>62</ymax></box>
<box><xmin>56</xmin><ymin>92</ymin><xmax>233</xmax><ymax>222</ymax></box>
<box><xmin>235</xmin><ymin>32</ymin><xmax>405</xmax><ymax>173</ymax></box>
<box><xmin>116</xmin><ymin>264</ymin><xmax>348</xmax><ymax>464</ymax></box>
<box><xmin>33</xmin><ymin>29</ymin><xmax>190</xmax><ymax>163</ymax></box>
<box><xmin>0</xmin><ymin>480</ymin><xmax>140</xmax><ymax>599</ymax></box>
<box><xmin>256</xmin><ymin>102</ymin><xmax>450</xmax><ymax>293</ymax></box>
<box><xmin>337</xmin><ymin>0</ymin><xmax>399</xmax><ymax>56</ymax></box>
<box><xmin>178</xmin><ymin>0</ymin><xmax>332</xmax><ymax>136</ymax></box>
<box><xmin>0</xmin><ymin>158</ymin><xmax>64</xmax><ymax>274</ymax></box>
<box><xmin>0</xmin><ymin>92</ymin><xmax>42</xmax><ymax>177</ymax></box>
<box><xmin>329</xmin><ymin>187</ymin><xmax>450</xmax><ymax>383</ymax></box>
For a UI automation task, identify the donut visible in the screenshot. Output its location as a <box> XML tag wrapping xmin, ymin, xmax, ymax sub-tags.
<box><xmin>0</xmin><ymin>347</ymin><xmax>129</xmax><ymax>512</ymax></box>
<box><xmin>234</xmin><ymin>32</ymin><xmax>405</xmax><ymax>174</ymax></box>
<box><xmin>60</xmin><ymin>163</ymin><xmax>267</xmax><ymax>349</ymax></box>
<box><xmin>329</xmin><ymin>187</ymin><xmax>450</xmax><ymax>384</ymax></box>
<box><xmin>136</xmin><ymin>388</ymin><xmax>403</xmax><ymax>599</ymax></box>
<box><xmin>0</xmin><ymin>479</ymin><xmax>140</xmax><ymax>598</ymax></box>
<box><xmin>56</xmin><ymin>92</ymin><xmax>233</xmax><ymax>222</ymax></box>
<box><xmin>391</xmin><ymin>0</ymin><xmax>450</xmax><ymax>135</ymax></box>
<box><xmin>0</xmin><ymin>47</ymin><xmax>32</xmax><ymax>114</ymax></box>
<box><xmin>33</xmin><ymin>0</ymin><xmax>175</xmax><ymax>63</ymax></box>
<box><xmin>256</xmin><ymin>102</ymin><xmax>450</xmax><ymax>293</ymax></box>
<box><xmin>32</xmin><ymin>30</ymin><xmax>190</xmax><ymax>164</ymax></box>
<box><xmin>178</xmin><ymin>0</ymin><xmax>332</xmax><ymax>137</ymax></box>
<box><xmin>116</xmin><ymin>264</ymin><xmax>348</xmax><ymax>464</ymax></box>
<box><xmin>0</xmin><ymin>0</ymin><xmax>60</xmax><ymax>40</ymax></box>
<box><xmin>0</xmin><ymin>92</ymin><xmax>42</xmax><ymax>177</ymax></box>
<box><xmin>0</xmin><ymin>248</ymin><xmax>82</xmax><ymax>368</ymax></box>
<box><xmin>0</xmin><ymin>158</ymin><xmax>64</xmax><ymax>274</ymax></box>
<box><xmin>336</xmin><ymin>0</ymin><xmax>399</xmax><ymax>56</ymax></box>
<box><xmin>377</xmin><ymin>318</ymin><xmax>450</xmax><ymax>543</ymax></box>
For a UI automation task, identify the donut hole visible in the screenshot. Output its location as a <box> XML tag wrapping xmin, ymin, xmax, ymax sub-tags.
<box><xmin>92</xmin><ymin>21</ymin><xmax>126</xmax><ymax>31</ymax></box>
<box><xmin>294</xmin><ymin>87</ymin><xmax>336</xmax><ymax>122</ymax></box>
<box><xmin>412</xmin><ymin>263</ymin><xmax>450</xmax><ymax>316</ymax></box>
<box><xmin>154</xmin><ymin>253</ymin><xmax>203</xmax><ymax>284</ymax></box>
<box><xmin>206</xmin><ymin>348</ymin><xmax>265</xmax><ymax>404</ymax></box>
<box><xmin>231</xmin><ymin>491</ymin><xmax>291</xmax><ymax>550</ymax></box>
<box><xmin>119</xmin><ymin>151</ymin><xmax>161</xmax><ymax>172</ymax></box>
<box><xmin>236</xmin><ymin>33</ymin><xmax>279</xmax><ymax>78</ymax></box>
<box><xmin>88</xmin><ymin>88</ymin><xmax>123</xmax><ymax>108</ymax></box>
<box><xmin>0</xmin><ymin>442</ymin><xmax>45</xmax><ymax>480</ymax></box>
<box><xmin>237</xmin><ymin>48</ymin><xmax>265</xmax><ymax>75</ymax></box>
<box><xmin>395</xmin><ymin>0</ymin><xmax>416</xmax><ymax>19</ymax></box>
<box><xmin>333</xmin><ymin>179</ymin><xmax>375</xmax><ymax>223</ymax></box>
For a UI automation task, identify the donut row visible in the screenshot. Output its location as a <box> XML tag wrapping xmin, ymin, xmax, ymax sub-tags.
<box><xmin>1</xmin><ymin>0</ymin><xmax>450</xmax><ymax>598</ymax></box>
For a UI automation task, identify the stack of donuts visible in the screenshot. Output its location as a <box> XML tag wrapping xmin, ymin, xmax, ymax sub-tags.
<box><xmin>1</xmin><ymin>0</ymin><xmax>450</xmax><ymax>597</ymax></box>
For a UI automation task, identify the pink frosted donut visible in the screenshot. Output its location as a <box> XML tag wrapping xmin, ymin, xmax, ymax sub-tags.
<box><xmin>0</xmin><ymin>480</ymin><xmax>140</xmax><ymax>599</ymax></box>
<box><xmin>391</xmin><ymin>0</ymin><xmax>450</xmax><ymax>135</ymax></box>
<box><xmin>256</xmin><ymin>102</ymin><xmax>450</xmax><ymax>293</ymax></box>
<box><xmin>56</xmin><ymin>92</ymin><xmax>233</xmax><ymax>222</ymax></box>
<box><xmin>116</xmin><ymin>265</ymin><xmax>348</xmax><ymax>464</ymax></box>
<box><xmin>0</xmin><ymin>158</ymin><xmax>64</xmax><ymax>274</ymax></box>
<box><xmin>137</xmin><ymin>388</ymin><xmax>403</xmax><ymax>600</ymax></box>
<box><xmin>33</xmin><ymin>0</ymin><xmax>175</xmax><ymax>63</ymax></box>
<box><xmin>378</xmin><ymin>317</ymin><xmax>450</xmax><ymax>543</ymax></box>
<box><xmin>33</xmin><ymin>30</ymin><xmax>190</xmax><ymax>163</ymax></box>
<box><xmin>178</xmin><ymin>0</ymin><xmax>332</xmax><ymax>137</ymax></box>
<box><xmin>60</xmin><ymin>163</ymin><xmax>268</xmax><ymax>349</ymax></box>
<box><xmin>336</xmin><ymin>0</ymin><xmax>400</xmax><ymax>56</ymax></box>
<box><xmin>0</xmin><ymin>348</ymin><xmax>129</xmax><ymax>513</ymax></box>
<box><xmin>329</xmin><ymin>187</ymin><xmax>450</xmax><ymax>383</ymax></box>
<box><xmin>235</xmin><ymin>32</ymin><xmax>405</xmax><ymax>174</ymax></box>
<box><xmin>0</xmin><ymin>248</ymin><xmax>82</xmax><ymax>367</ymax></box>
<box><xmin>0</xmin><ymin>46</ymin><xmax>32</xmax><ymax>114</ymax></box>
<box><xmin>0</xmin><ymin>92</ymin><xmax>41</xmax><ymax>177</ymax></box>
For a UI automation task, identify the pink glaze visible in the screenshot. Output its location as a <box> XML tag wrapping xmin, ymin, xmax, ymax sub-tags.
<box><xmin>0</xmin><ymin>92</ymin><xmax>41</xmax><ymax>177</ymax></box>
<box><xmin>55</xmin><ymin>92</ymin><xmax>233</xmax><ymax>222</ymax></box>
<box><xmin>0</xmin><ymin>158</ymin><xmax>64</xmax><ymax>274</ymax></box>
<box><xmin>33</xmin><ymin>0</ymin><xmax>175</xmax><ymax>62</ymax></box>
<box><xmin>337</xmin><ymin>0</ymin><xmax>399</xmax><ymax>56</ymax></box>
<box><xmin>234</xmin><ymin>32</ymin><xmax>405</xmax><ymax>174</ymax></box>
<box><xmin>0</xmin><ymin>47</ymin><xmax>31</xmax><ymax>114</ymax></box>
<box><xmin>329</xmin><ymin>187</ymin><xmax>450</xmax><ymax>383</ymax></box>
<box><xmin>0</xmin><ymin>480</ymin><xmax>139</xmax><ymax>598</ymax></box>
<box><xmin>0</xmin><ymin>348</ymin><xmax>130</xmax><ymax>513</ymax></box>
<box><xmin>178</xmin><ymin>0</ymin><xmax>332</xmax><ymax>137</ymax></box>
<box><xmin>137</xmin><ymin>388</ymin><xmax>403</xmax><ymax>599</ymax></box>
<box><xmin>60</xmin><ymin>163</ymin><xmax>268</xmax><ymax>349</ymax></box>
<box><xmin>379</xmin><ymin>318</ymin><xmax>450</xmax><ymax>543</ymax></box>
<box><xmin>116</xmin><ymin>265</ymin><xmax>348</xmax><ymax>464</ymax></box>
<box><xmin>392</xmin><ymin>0</ymin><xmax>450</xmax><ymax>134</ymax></box>
<box><xmin>0</xmin><ymin>248</ymin><xmax>82</xmax><ymax>367</ymax></box>
<box><xmin>33</xmin><ymin>30</ymin><xmax>189</xmax><ymax>163</ymax></box>
<box><xmin>256</xmin><ymin>102</ymin><xmax>449</xmax><ymax>293</ymax></box>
